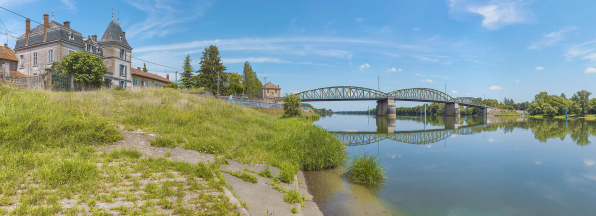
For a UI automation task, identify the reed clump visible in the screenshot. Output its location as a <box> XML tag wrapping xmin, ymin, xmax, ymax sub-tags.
<box><xmin>343</xmin><ymin>152</ymin><xmax>386</xmax><ymax>185</ymax></box>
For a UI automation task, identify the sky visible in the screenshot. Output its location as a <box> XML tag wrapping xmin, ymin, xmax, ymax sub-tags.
<box><xmin>1</xmin><ymin>0</ymin><xmax>596</xmax><ymax>111</ymax></box>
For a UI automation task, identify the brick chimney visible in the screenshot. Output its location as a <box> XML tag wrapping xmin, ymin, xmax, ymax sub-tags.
<box><xmin>4</xmin><ymin>43</ymin><xmax>7</xmax><ymax>49</ymax></box>
<box><xmin>25</xmin><ymin>19</ymin><xmax>30</xmax><ymax>45</ymax></box>
<box><xmin>137</xmin><ymin>67</ymin><xmax>140</xmax><ymax>70</ymax></box>
<box><xmin>166</xmin><ymin>74</ymin><xmax>169</xmax><ymax>80</ymax></box>
<box><xmin>123</xmin><ymin>32</ymin><xmax>126</xmax><ymax>37</ymax></box>
<box><xmin>63</xmin><ymin>21</ymin><xmax>70</xmax><ymax>29</ymax></box>
<box><xmin>43</xmin><ymin>14</ymin><xmax>49</xmax><ymax>42</ymax></box>
<box><xmin>91</xmin><ymin>35</ymin><xmax>97</xmax><ymax>42</ymax></box>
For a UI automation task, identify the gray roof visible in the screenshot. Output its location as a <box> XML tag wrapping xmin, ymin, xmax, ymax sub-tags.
<box><xmin>98</xmin><ymin>20</ymin><xmax>132</xmax><ymax>50</ymax></box>
<box><xmin>15</xmin><ymin>20</ymin><xmax>84</xmax><ymax>50</ymax></box>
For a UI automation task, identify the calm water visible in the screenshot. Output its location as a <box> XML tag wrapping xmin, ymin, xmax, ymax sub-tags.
<box><xmin>305</xmin><ymin>115</ymin><xmax>596</xmax><ymax>216</ymax></box>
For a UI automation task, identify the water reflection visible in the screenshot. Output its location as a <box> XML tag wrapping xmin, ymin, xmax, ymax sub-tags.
<box><xmin>307</xmin><ymin>115</ymin><xmax>596</xmax><ymax>216</ymax></box>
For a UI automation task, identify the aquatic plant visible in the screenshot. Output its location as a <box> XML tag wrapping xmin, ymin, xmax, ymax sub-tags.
<box><xmin>343</xmin><ymin>152</ymin><xmax>386</xmax><ymax>185</ymax></box>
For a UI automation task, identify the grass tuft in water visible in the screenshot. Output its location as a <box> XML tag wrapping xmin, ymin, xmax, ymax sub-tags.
<box><xmin>343</xmin><ymin>152</ymin><xmax>386</xmax><ymax>185</ymax></box>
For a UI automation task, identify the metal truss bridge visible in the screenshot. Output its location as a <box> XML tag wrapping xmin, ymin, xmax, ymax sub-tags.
<box><xmin>293</xmin><ymin>86</ymin><xmax>485</xmax><ymax>107</ymax></box>
<box><xmin>330</xmin><ymin>124</ymin><xmax>485</xmax><ymax>146</ymax></box>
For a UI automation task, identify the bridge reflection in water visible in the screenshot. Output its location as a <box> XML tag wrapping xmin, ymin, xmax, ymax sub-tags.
<box><xmin>330</xmin><ymin>116</ymin><xmax>487</xmax><ymax>146</ymax></box>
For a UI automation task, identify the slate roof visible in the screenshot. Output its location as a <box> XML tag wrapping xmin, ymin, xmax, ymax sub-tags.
<box><xmin>98</xmin><ymin>20</ymin><xmax>132</xmax><ymax>50</ymax></box>
<box><xmin>261</xmin><ymin>82</ymin><xmax>281</xmax><ymax>89</ymax></box>
<box><xmin>82</xmin><ymin>37</ymin><xmax>103</xmax><ymax>56</ymax></box>
<box><xmin>15</xmin><ymin>20</ymin><xmax>84</xmax><ymax>50</ymax></box>
<box><xmin>130</xmin><ymin>67</ymin><xmax>172</xmax><ymax>83</ymax></box>
<box><xmin>0</xmin><ymin>45</ymin><xmax>17</xmax><ymax>61</ymax></box>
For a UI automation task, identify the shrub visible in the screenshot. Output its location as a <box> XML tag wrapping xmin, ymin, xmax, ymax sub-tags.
<box><xmin>343</xmin><ymin>152</ymin><xmax>386</xmax><ymax>185</ymax></box>
<box><xmin>283</xmin><ymin>94</ymin><xmax>302</xmax><ymax>117</ymax></box>
<box><xmin>276</xmin><ymin>162</ymin><xmax>297</xmax><ymax>184</ymax></box>
<box><xmin>283</xmin><ymin>190</ymin><xmax>306</xmax><ymax>205</ymax></box>
<box><xmin>51</xmin><ymin>52</ymin><xmax>107</xmax><ymax>87</ymax></box>
<box><xmin>258</xmin><ymin>166</ymin><xmax>273</xmax><ymax>178</ymax></box>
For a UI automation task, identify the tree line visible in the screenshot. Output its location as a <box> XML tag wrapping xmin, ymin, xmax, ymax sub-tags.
<box><xmin>176</xmin><ymin>45</ymin><xmax>263</xmax><ymax>97</ymax></box>
<box><xmin>527</xmin><ymin>90</ymin><xmax>595</xmax><ymax>116</ymax></box>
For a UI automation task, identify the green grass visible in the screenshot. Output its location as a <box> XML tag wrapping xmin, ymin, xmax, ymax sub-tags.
<box><xmin>343</xmin><ymin>152</ymin><xmax>386</xmax><ymax>185</ymax></box>
<box><xmin>494</xmin><ymin>114</ymin><xmax>520</xmax><ymax>116</ymax></box>
<box><xmin>258</xmin><ymin>166</ymin><xmax>274</xmax><ymax>178</ymax></box>
<box><xmin>283</xmin><ymin>190</ymin><xmax>306</xmax><ymax>206</ymax></box>
<box><xmin>291</xmin><ymin>206</ymin><xmax>298</xmax><ymax>214</ymax></box>
<box><xmin>226</xmin><ymin>171</ymin><xmax>258</xmax><ymax>183</ymax></box>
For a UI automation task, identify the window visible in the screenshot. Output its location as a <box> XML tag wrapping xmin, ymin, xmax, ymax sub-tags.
<box><xmin>120</xmin><ymin>49</ymin><xmax>126</xmax><ymax>60</ymax></box>
<box><xmin>69</xmin><ymin>32</ymin><xmax>74</xmax><ymax>40</ymax></box>
<box><xmin>119</xmin><ymin>81</ymin><xmax>125</xmax><ymax>88</ymax></box>
<box><xmin>33</xmin><ymin>52</ymin><xmax>37</xmax><ymax>66</ymax></box>
<box><xmin>48</xmin><ymin>49</ymin><xmax>53</xmax><ymax>63</ymax></box>
<box><xmin>97</xmin><ymin>48</ymin><xmax>102</xmax><ymax>56</ymax></box>
<box><xmin>19</xmin><ymin>55</ymin><xmax>23</xmax><ymax>66</ymax></box>
<box><xmin>87</xmin><ymin>44</ymin><xmax>91</xmax><ymax>52</ymax></box>
<box><xmin>119</xmin><ymin>65</ymin><xmax>127</xmax><ymax>77</ymax></box>
<box><xmin>119</xmin><ymin>36</ymin><xmax>122</xmax><ymax>41</ymax></box>
<box><xmin>69</xmin><ymin>50</ymin><xmax>74</xmax><ymax>55</ymax></box>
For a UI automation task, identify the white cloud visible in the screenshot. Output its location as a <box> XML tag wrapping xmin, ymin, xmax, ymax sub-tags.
<box><xmin>584</xmin><ymin>159</ymin><xmax>596</xmax><ymax>166</ymax></box>
<box><xmin>528</xmin><ymin>26</ymin><xmax>577</xmax><ymax>50</ymax></box>
<box><xmin>289</xmin><ymin>91</ymin><xmax>300</xmax><ymax>94</ymax></box>
<box><xmin>359</xmin><ymin>63</ymin><xmax>370</xmax><ymax>70</ymax></box>
<box><xmin>566</xmin><ymin>40</ymin><xmax>596</xmax><ymax>62</ymax></box>
<box><xmin>421</xmin><ymin>79</ymin><xmax>434</xmax><ymax>83</ymax></box>
<box><xmin>125</xmin><ymin>0</ymin><xmax>208</xmax><ymax>39</ymax></box>
<box><xmin>489</xmin><ymin>85</ymin><xmax>502</xmax><ymax>90</ymax></box>
<box><xmin>413</xmin><ymin>27</ymin><xmax>420</xmax><ymax>31</ymax></box>
<box><xmin>515</xmin><ymin>79</ymin><xmax>520</xmax><ymax>83</ymax></box>
<box><xmin>354</xmin><ymin>18</ymin><xmax>364</xmax><ymax>23</ymax></box>
<box><xmin>535</xmin><ymin>66</ymin><xmax>545</xmax><ymax>70</ymax></box>
<box><xmin>386</xmin><ymin>68</ymin><xmax>402</xmax><ymax>73</ymax></box>
<box><xmin>61</xmin><ymin>0</ymin><xmax>76</xmax><ymax>11</ymax></box>
<box><xmin>221</xmin><ymin>57</ymin><xmax>287</xmax><ymax>64</ymax></box>
<box><xmin>467</xmin><ymin>93</ymin><xmax>472</xmax><ymax>95</ymax></box>
<box><xmin>535</xmin><ymin>160</ymin><xmax>544</xmax><ymax>165</ymax></box>
<box><xmin>452</xmin><ymin>90</ymin><xmax>458</xmax><ymax>94</ymax></box>
<box><xmin>584</xmin><ymin>67</ymin><xmax>596</xmax><ymax>74</ymax></box>
<box><xmin>449</xmin><ymin>0</ymin><xmax>530</xmax><ymax>30</ymax></box>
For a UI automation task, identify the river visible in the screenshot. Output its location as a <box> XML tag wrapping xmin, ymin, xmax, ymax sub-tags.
<box><xmin>304</xmin><ymin>114</ymin><xmax>596</xmax><ymax>216</ymax></box>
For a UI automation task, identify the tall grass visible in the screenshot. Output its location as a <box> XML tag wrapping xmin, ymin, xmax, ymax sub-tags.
<box><xmin>343</xmin><ymin>152</ymin><xmax>386</xmax><ymax>185</ymax></box>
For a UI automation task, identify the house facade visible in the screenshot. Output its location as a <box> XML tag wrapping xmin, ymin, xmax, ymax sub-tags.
<box><xmin>131</xmin><ymin>67</ymin><xmax>172</xmax><ymax>87</ymax></box>
<box><xmin>0</xmin><ymin>44</ymin><xmax>19</xmax><ymax>81</ymax></box>
<box><xmin>13</xmin><ymin>14</ymin><xmax>133</xmax><ymax>88</ymax></box>
<box><xmin>14</xmin><ymin>14</ymin><xmax>84</xmax><ymax>77</ymax></box>
<box><xmin>258</xmin><ymin>82</ymin><xmax>281</xmax><ymax>99</ymax></box>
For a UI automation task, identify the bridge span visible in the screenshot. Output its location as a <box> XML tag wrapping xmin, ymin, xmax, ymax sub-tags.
<box><xmin>292</xmin><ymin>86</ymin><xmax>488</xmax><ymax>117</ymax></box>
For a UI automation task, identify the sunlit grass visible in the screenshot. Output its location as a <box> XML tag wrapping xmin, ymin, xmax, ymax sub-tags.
<box><xmin>343</xmin><ymin>152</ymin><xmax>386</xmax><ymax>185</ymax></box>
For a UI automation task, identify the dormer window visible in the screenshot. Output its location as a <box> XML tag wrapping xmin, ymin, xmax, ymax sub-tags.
<box><xmin>119</xmin><ymin>36</ymin><xmax>123</xmax><ymax>41</ymax></box>
<box><xmin>86</xmin><ymin>44</ymin><xmax>91</xmax><ymax>52</ymax></box>
<box><xmin>69</xmin><ymin>32</ymin><xmax>74</xmax><ymax>40</ymax></box>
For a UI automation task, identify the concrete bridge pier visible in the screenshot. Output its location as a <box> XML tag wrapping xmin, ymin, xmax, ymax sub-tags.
<box><xmin>376</xmin><ymin>97</ymin><xmax>396</xmax><ymax>118</ymax></box>
<box><xmin>477</xmin><ymin>107</ymin><xmax>487</xmax><ymax>116</ymax></box>
<box><xmin>376</xmin><ymin>117</ymin><xmax>396</xmax><ymax>133</ymax></box>
<box><xmin>444</xmin><ymin>102</ymin><xmax>460</xmax><ymax>117</ymax></box>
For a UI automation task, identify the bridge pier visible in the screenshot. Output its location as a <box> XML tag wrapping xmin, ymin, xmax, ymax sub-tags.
<box><xmin>477</xmin><ymin>107</ymin><xmax>487</xmax><ymax>116</ymax></box>
<box><xmin>376</xmin><ymin>97</ymin><xmax>396</xmax><ymax>118</ymax></box>
<box><xmin>444</xmin><ymin>102</ymin><xmax>460</xmax><ymax>117</ymax></box>
<box><xmin>444</xmin><ymin>116</ymin><xmax>460</xmax><ymax>130</ymax></box>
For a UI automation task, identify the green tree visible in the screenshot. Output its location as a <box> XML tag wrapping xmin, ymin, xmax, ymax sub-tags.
<box><xmin>180</xmin><ymin>55</ymin><xmax>195</xmax><ymax>88</ymax></box>
<box><xmin>242</xmin><ymin>61</ymin><xmax>263</xmax><ymax>97</ymax></box>
<box><xmin>283</xmin><ymin>94</ymin><xmax>302</xmax><ymax>117</ymax></box>
<box><xmin>226</xmin><ymin>72</ymin><xmax>243</xmax><ymax>95</ymax></box>
<box><xmin>571</xmin><ymin>90</ymin><xmax>592</xmax><ymax>117</ymax></box>
<box><xmin>196</xmin><ymin>45</ymin><xmax>227</xmax><ymax>96</ymax></box>
<box><xmin>560</xmin><ymin>93</ymin><xmax>566</xmax><ymax>99</ymax></box>
<box><xmin>50</xmin><ymin>52</ymin><xmax>106</xmax><ymax>87</ymax></box>
<box><xmin>142</xmin><ymin>63</ymin><xmax>148</xmax><ymax>72</ymax></box>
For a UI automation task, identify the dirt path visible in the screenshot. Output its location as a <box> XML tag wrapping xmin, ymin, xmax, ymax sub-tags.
<box><xmin>99</xmin><ymin>129</ymin><xmax>323</xmax><ymax>216</ymax></box>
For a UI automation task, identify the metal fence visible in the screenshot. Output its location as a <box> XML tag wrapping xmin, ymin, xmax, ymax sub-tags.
<box><xmin>52</xmin><ymin>73</ymin><xmax>72</xmax><ymax>92</ymax></box>
<box><xmin>219</xmin><ymin>98</ymin><xmax>310</xmax><ymax>110</ymax></box>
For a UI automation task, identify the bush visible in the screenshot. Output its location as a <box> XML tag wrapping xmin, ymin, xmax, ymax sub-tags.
<box><xmin>258</xmin><ymin>166</ymin><xmax>273</xmax><ymax>178</ymax></box>
<box><xmin>51</xmin><ymin>52</ymin><xmax>107</xmax><ymax>87</ymax></box>
<box><xmin>283</xmin><ymin>94</ymin><xmax>302</xmax><ymax>117</ymax></box>
<box><xmin>343</xmin><ymin>152</ymin><xmax>386</xmax><ymax>185</ymax></box>
<box><xmin>283</xmin><ymin>190</ymin><xmax>306</xmax><ymax>205</ymax></box>
<box><xmin>276</xmin><ymin>162</ymin><xmax>298</xmax><ymax>184</ymax></box>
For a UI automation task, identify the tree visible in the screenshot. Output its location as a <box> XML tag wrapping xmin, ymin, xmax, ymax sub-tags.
<box><xmin>50</xmin><ymin>52</ymin><xmax>106</xmax><ymax>87</ymax></box>
<box><xmin>226</xmin><ymin>72</ymin><xmax>243</xmax><ymax>95</ymax></box>
<box><xmin>142</xmin><ymin>63</ymin><xmax>148</xmax><ymax>72</ymax></box>
<box><xmin>180</xmin><ymin>55</ymin><xmax>195</xmax><ymax>88</ymax></box>
<box><xmin>241</xmin><ymin>61</ymin><xmax>262</xmax><ymax>97</ymax></box>
<box><xmin>571</xmin><ymin>90</ymin><xmax>592</xmax><ymax>117</ymax></box>
<box><xmin>560</xmin><ymin>93</ymin><xmax>566</xmax><ymax>99</ymax></box>
<box><xmin>196</xmin><ymin>45</ymin><xmax>227</xmax><ymax>96</ymax></box>
<box><xmin>283</xmin><ymin>94</ymin><xmax>302</xmax><ymax>117</ymax></box>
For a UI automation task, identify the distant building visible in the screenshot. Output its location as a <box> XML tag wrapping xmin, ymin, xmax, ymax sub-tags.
<box><xmin>131</xmin><ymin>67</ymin><xmax>172</xmax><ymax>87</ymax></box>
<box><xmin>13</xmin><ymin>14</ymin><xmax>133</xmax><ymax>88</ymax></box>
<box><xmin>258</xmin><ymin>82</ymin><xmax>281</xmax><ymax>99</ymax></box>
<box><xmin>0</xmin><ymin>43</ymin><xmax>20</xmax><ymax>81</ymax></box>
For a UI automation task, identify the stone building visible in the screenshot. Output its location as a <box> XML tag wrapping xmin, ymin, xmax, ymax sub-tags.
<box><xmin>258</xmin><ymin>82</ymin><xmax>281</xmax><ymax>99</ymax></box>
<box><xmin>131</xmin><ymin>67</ymin><xmax>172</xmax><ymax>87</ymax></box>
<box><xmin>0</xmin><ymin>43</ymin><xmax>20</xmax><ymax>81</ymax></box>
<box><xmin>13</xmin><ymin>14</ymin><xmax>133</xmax><ymax>88</ymax></box>
<box><xmin>14</xmin><ymin>14</ymin><xmax>84</xmax><ymax>77</ymax></box>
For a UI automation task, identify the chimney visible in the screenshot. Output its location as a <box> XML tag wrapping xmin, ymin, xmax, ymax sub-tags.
<box><xmin>25</xmin><ymin>19</ymin><xmax>30</xmax><ymax>45</ymax></box>
<box><xmin>63</xmin><ymin>21</ymin><xmax>70</xmax><ymax>29</ymax></box>
<box><xmin>43</xmin><ymin>14</ymin><xmax>49</xmax><ymax>42</ymax></box>
<box><xmin>91</xmin><ymin>35</ymin><xmax>97</xmax><ymax>42</ymax></box>
<box><xmin>4</xmin><ymin>43</ymin><xmax>7</xmax><ymax>49</ymax></box>
<box><xmin>137</xmin><ymin>67</ymin><xmax>140</xmax><ymax>70</ymax></box>
<box><xmin>166</xmin><ymin>74</ymin><xmax>169</xmax><ymax>80</ymax></box>
<box><xmin>123</xmin><ymin>32</ymin><xmax>126</xmax><ymax>37</ymax></box>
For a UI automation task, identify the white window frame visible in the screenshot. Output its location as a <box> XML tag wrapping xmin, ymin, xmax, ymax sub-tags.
<box><xmin>87</xmin><ymin>44</ymin><xmax>91</xmax><ymax>52</ymax></box>
<box><xmin>48</xmin><ymin>49</ymin><xmax>53</xmax><ymax>63</ymax></box>
<box><xmin>33</xmin><ymin>52</ymin><xmax>38</xmax><ymax>66</ymax></box>
<box><xmin>19</xmin><ymin>55</ymin><xmax>24</xmax><ymax>67</ymax></box>
<box><xmin>69</xmin><ymin>32</ymin><xmax>74</xmax><ymax>40</ymax></box>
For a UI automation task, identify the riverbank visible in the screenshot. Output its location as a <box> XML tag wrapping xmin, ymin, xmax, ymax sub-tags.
<box><xmin>0</xmin><ymin>85</ymin><xmax>344</xmax><ymax>215</ymax></box>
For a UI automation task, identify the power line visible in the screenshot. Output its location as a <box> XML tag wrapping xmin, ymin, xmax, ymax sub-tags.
<box><xmin>0</xmin><ymin>6</ymin><xmax>42</xmax><ymax>24</ymax></box>
<box><xmin>0</xmin><ymin>19</ymin><xmax>17</xmax><ymax>41</ymax></box>
<box><xmin>131</xmin><ymin>56</ymin><xmax>181</xmax><ymax>70</ymax></box>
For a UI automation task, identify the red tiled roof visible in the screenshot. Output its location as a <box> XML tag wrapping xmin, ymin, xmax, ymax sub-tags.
<box><xmin>9</xmin><ymin>70</ymin><xmax>28</xmax><ymax>79</ymax></box>
<box><xmin>0</xmin><ymin>45</ymin><xmax>17</xmax><ymax>62</ymax></box>
<box><xmin>130</xmin><ymin>67</ymin><xmax>173</xmax><ymax>83</ymax></box>
<box><xmin>261</xmin><ymin>82</ymin><xmax>280</xmax><ymax>89</ymax></box>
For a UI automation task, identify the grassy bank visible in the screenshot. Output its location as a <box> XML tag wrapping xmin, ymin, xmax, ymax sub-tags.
<box><xmin>0</xmin><ymin>85</ymin><xmax>346</xmax><ymax>214</ymax></box>
<box><xmin>531</xmin><ymin>114</ymin><xmax>596</xmax><ymax>120</ymax></box>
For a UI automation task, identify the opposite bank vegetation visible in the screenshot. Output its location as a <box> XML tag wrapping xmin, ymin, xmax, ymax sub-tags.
<box><xmin>0</xmin><ymin>85</ymin><xmax>355</xmax><ymax>215</ymax></box>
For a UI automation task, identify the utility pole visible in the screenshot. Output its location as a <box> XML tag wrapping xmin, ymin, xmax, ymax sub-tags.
<box><xmin>175</xmin><ymin>71</ymin><xmax>178</xmax><ymax>84</ymax></box>
<box><xmin>264</xmin><ymin>77</ymin><xmax>267</xmax><ymax>84</ymax></box>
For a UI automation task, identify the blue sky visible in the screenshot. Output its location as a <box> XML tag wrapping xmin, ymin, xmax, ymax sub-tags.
<box><xmin>2</xmin><ymin>0</ymin><xmax>596</xmax><ymax>110</ymax></box>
